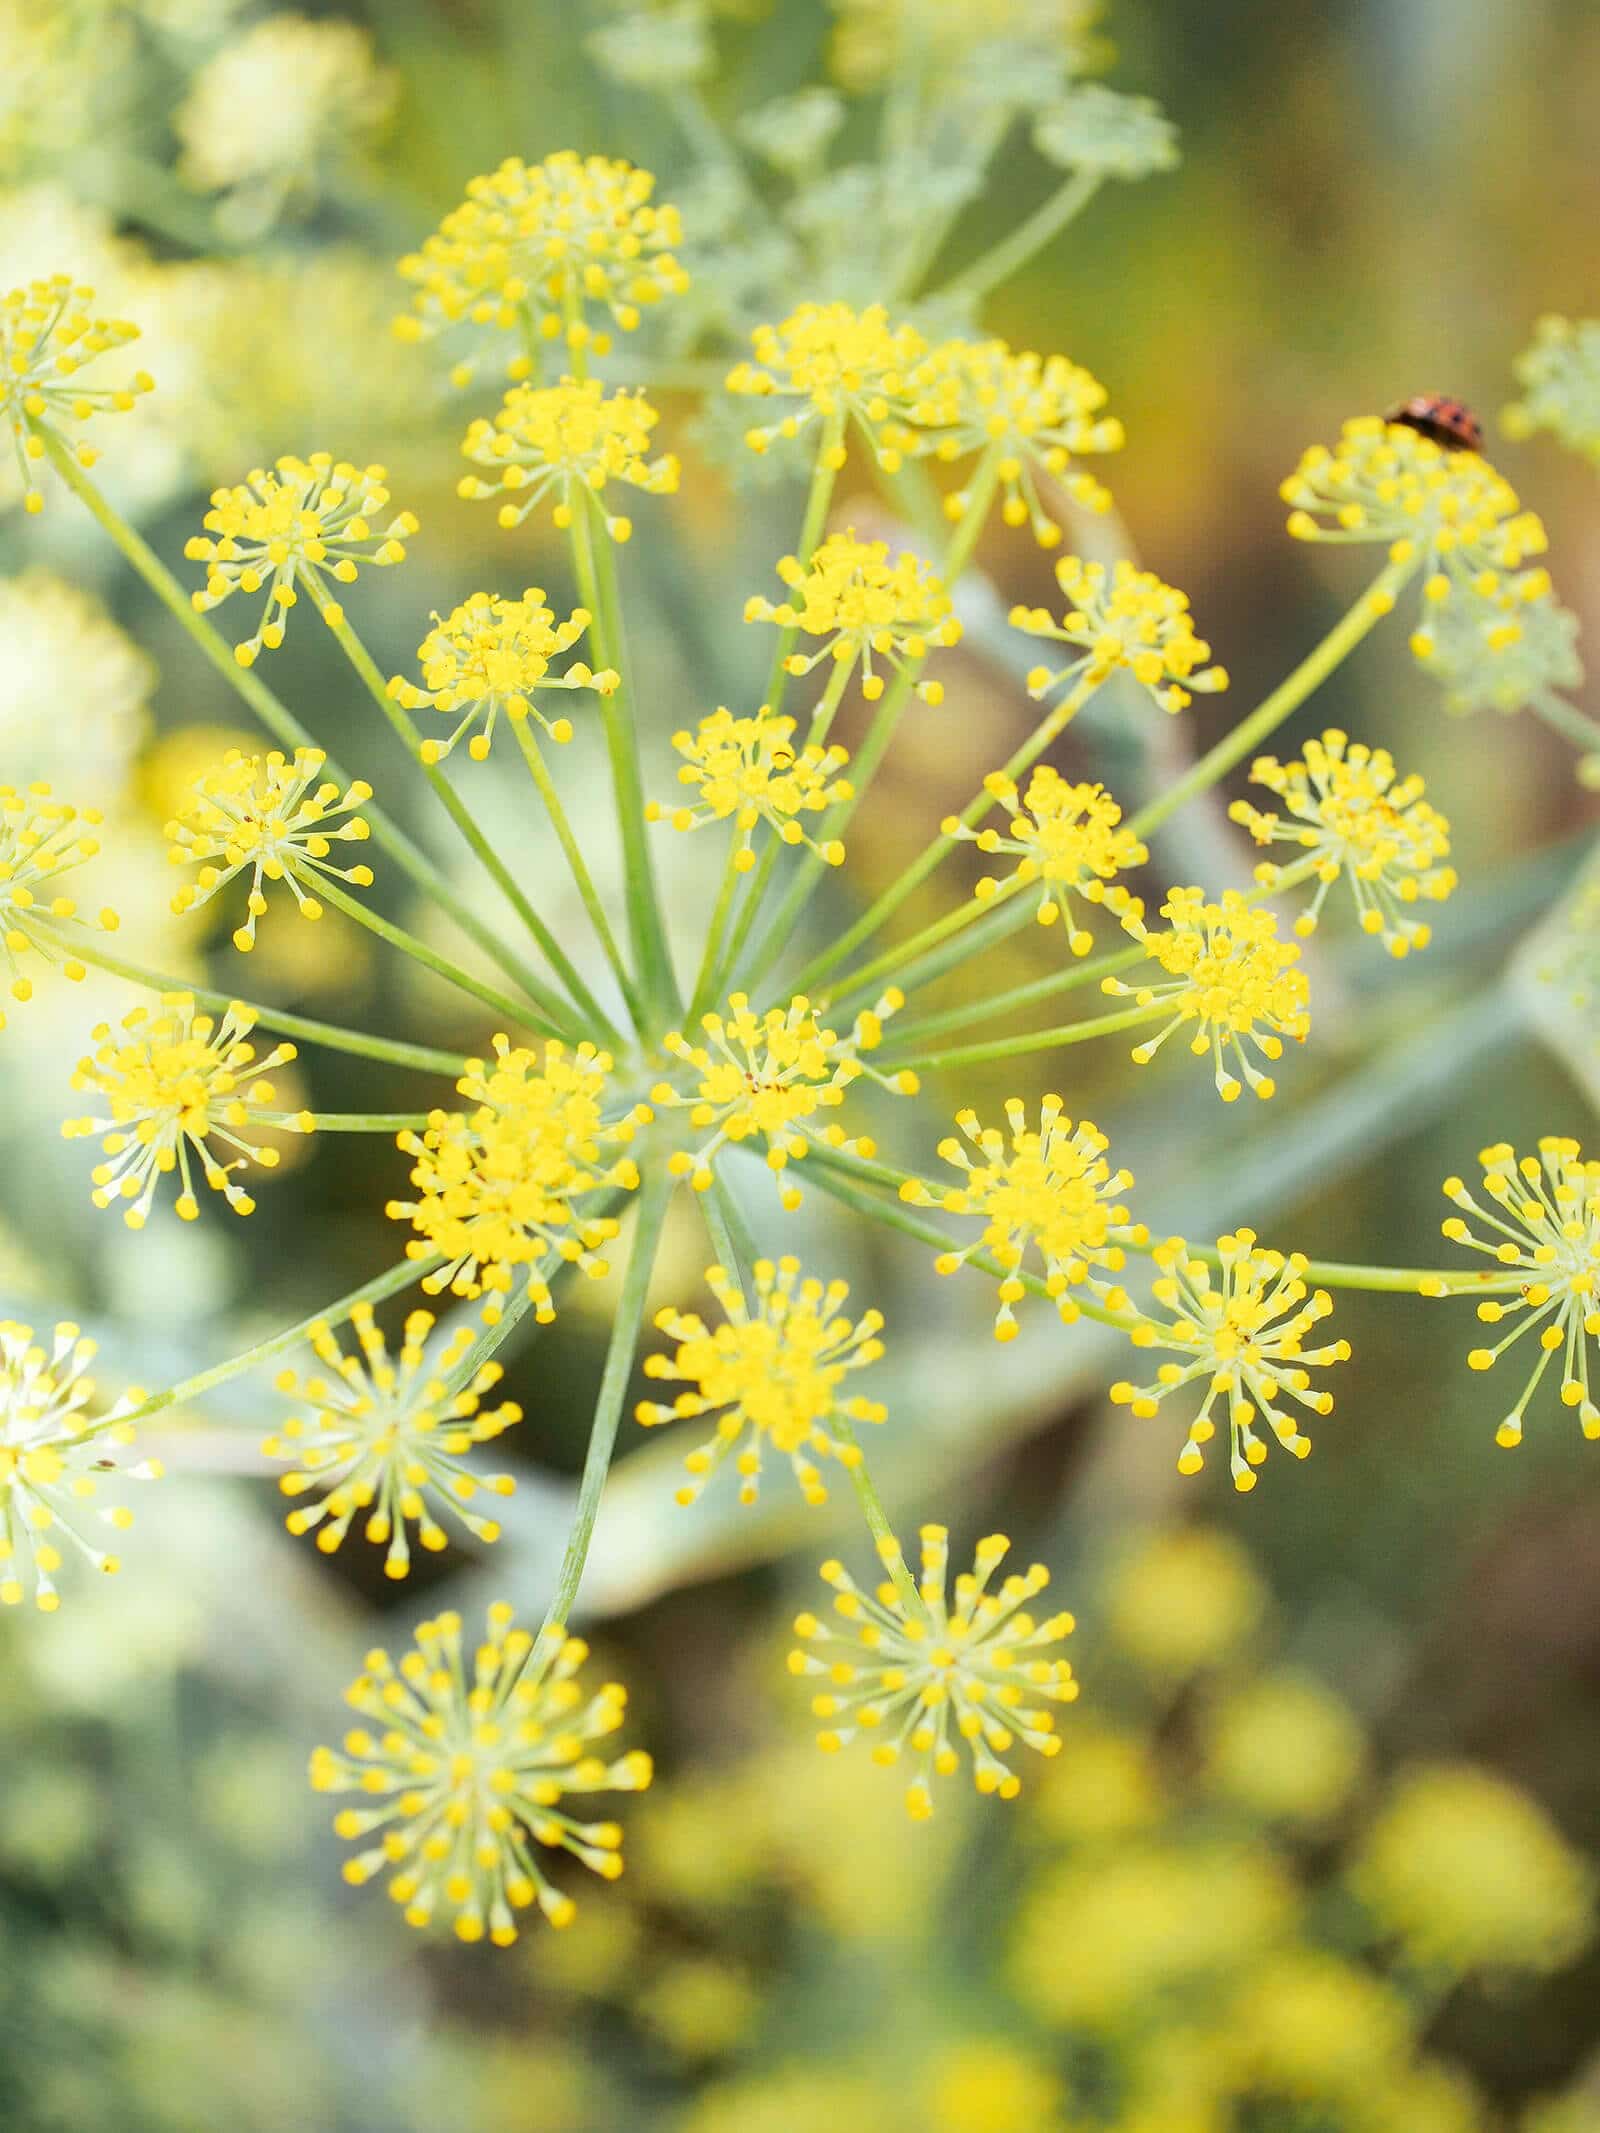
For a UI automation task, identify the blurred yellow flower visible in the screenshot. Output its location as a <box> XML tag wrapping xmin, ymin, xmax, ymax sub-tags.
<box><xmin>1505</xmin><ymin>315</ymin><xmax>1600</xmax><ymax>466</ymax></box>
<box><xmin>638</xmin><ymin>1257</ymin><xmax>886</xmax><ymax>1506</ymax></box>
<box><xmin>0</xmin><ymin>781</ymin><xmax>119</xmax><ymax>1020</ymax></box>
<box><xmin>1104</xmin><ymin>1526</ymin><xmax>1267</xmax><ymax>1676</ymax></box>
<box><xmin>311</xmin><ymin>1604</ymin><xmax>652</xmax><ymax>1943</ymax></box>
<box><xmin>1222</xmin><ymin>1949</ymin><xmax>1411</xmax><ymax>2101</ymax></box>
<box><xmin>926</xmin><ymin>2039</ymin><xmax>1065</xmax><ymax>2133</ymax></box>
<box><xmin>1199</xmin><ymin>1670</ymin><xmax>1367</xmax><ymax>1826</ymax></box>
<box><xmin>1029</xmin><ymin>1713</ymin><xmax>1165</xmax><ymax>1842</ymax></box>
<box><xmin>1351</xmin><ymin>1763</ymin><xmax>1595</xmax><ymax>1976</ymax></box>
<box><xmin>727</xmin><ymin>301</ymin><xmax>930</xmax><ymax>467</ymax></box>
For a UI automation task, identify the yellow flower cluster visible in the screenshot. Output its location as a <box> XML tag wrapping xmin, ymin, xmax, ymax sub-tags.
<box><xmin>0</xmin><ymin>782</ymin><xmax>119</xmax><ymax>1021</ymax></box>
<box><xmin>186</xmin><ymin>454</ymin><xmax>417</xmax><ymax>665</ymax></box>
<box><xmin>1231</xmin><ymin>729</ymin><xmax>1456</xmax><ymax>955</ymax></box>
<box><xmin>746</xmin><ymin>530</ymin><xmax>963</xmax><ymax>701</ymax></box>
<box><xmin>0</xmin><ymin>1318</ymin><xmax>160</xmax><ymax>1611</ymax></box>
<box><xmin>389</xmin><ymin>589</ymin><xmax>618</xmax><ymax>761</ymax></box>
<box><xmin>1505</xmin><ymin>314</ymin><xmax>1600</xmax><ymax>467</ymax></box>
<box><xmin>459</xmin><ymin>378</ymin><xmax>678</xmax><ymax>539</ymax></box>
<box><xmin>727</xmin><ymin>301</ymin><xmax>933</xmax><ymax>466</ymax></box>
<box><xmin>165</xmin><ymin>746</ymin><xmax>374</xmax><ymax>952</ymax></box>
<box><xmin>789</xmin><ymin>1525</ymin><xmax>1077</xmax><ymax>1818</ymax></box>
<box><xmin>1</xmin><ymin>277</ymin><xmax>153</xmax><ymax>513</ymax></box>
<box><xmin>648</xmin><ymin>705</ymin><xmax>854</xmax><ymax>870</ymax></box>
<box><xmin>1106</xmin><ymin>886</ymin><xmax>1310</xmax><ymax>1101</ymax></box>
<box><xmin>1282</xmin><ymin>417</ymin><xmax>1545</xmax><ymax>575</ymax></box>
<box><xmin>949</xmin><ymin>767</ymin><xmax>1145</xmax><ymax>948</ymax></box>
<box><xmin>652</xmin><ymin>991</ymin><xmax>917</xmax><ymax>1208</ymax></box>
<box><xmin>311</xmin><ymin>1604</ymin><xmax>652</xmax><ymax>1942</ymax></box>
<box><xmin>62</xmin><ymin>994</ymin><xmax>311</xmax><ymax>1227</ymax></box>
<box><xmin>1011</xmin><ymin>556</ymin><xmax>1229</xmax><ymax>716</ymax></box>
<box><xmin>901</xmin><ymin>1098</ymin><xmax>1142</xmax><ymax>1340</ymax></box>
<box><xmin>386</xmin><ymin>1037</ymin><xmax>647</xmax><ymax>1324</ymax></box>
<box><xmin>1431</xmin><ymin>1137</ymin><xmax>1600</xmax><ymax>1444</ymax></box>
<box><xmin>396</xmin><ymin>153</ymin><xmax>689</xmax><ymax>380</ymax></box>
<box><xmin>264</xmin><ymin>1303</ymin><xmax>522</xmax><ymax>1578</ymax></box>
<box><xmin>910</xmin><ymin>339</ymin><xmax>1124</xmax><ymax>545</ymax></box>
<box><xmin>1111</xmin><ymin>1230</ymin><xmax>1350</xmax><ymax>1489</ymax></box>
<box><xmin>638</xmin><ymin>1258</ymin><xmax>886</xmax><ymax>1506</ymax></box>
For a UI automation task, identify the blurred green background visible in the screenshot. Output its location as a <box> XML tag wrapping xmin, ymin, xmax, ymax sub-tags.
<box><xmin>2</xmin><ymin>1</ymin><xmax>1599</xmax><ymax>2127</ymax></box>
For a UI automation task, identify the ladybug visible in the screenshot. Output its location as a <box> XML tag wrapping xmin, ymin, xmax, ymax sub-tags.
<box><xmin>1384</xmin><ymin>393</ymin><xmax>1483</xmax><ymax>453</ymax></box>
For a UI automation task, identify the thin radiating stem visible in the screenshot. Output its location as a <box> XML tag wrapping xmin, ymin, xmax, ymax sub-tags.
<box><xmin>931</xmin><ymin>168</ymin><xmax>1102</xmax><ymax>303</ymax></box>
<box><xmin>312</xmin><ymin>875</ymin><xmax>553</xmax><ymax>1032</ymax></box>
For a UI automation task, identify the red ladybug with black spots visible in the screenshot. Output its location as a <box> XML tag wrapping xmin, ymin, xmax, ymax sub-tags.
<box><xmin>1384</xmin><ymin>393</ymin><xmax>1483</xmax><ymax>453</ymax></box>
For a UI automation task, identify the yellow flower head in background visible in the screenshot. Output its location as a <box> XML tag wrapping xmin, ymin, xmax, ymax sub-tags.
<box><xmin>951</xmin><ymin>767</ymin><xmax>1146</xmax><ymax>948</ymax></box>
<box><xmin>1112</xmin><ymin>1229</ymin><xmax>1350</xmax><ymax>1489</ymax></box>
<box><xmin>902</xmin><ymin>1098</ymin><xmax>1142</xmax><ymax>1340</ymax></box>
<box><xmin>789</xmin><ymin>1525</ymin><xmax>1077</xmax><ymax>1817</ymax></box>
<box><xmin>1408</xmin><ymin>563</ymin><xmax>1580</xmax><ymax>718</ymax></box>
<box><xmin>653</xmin><ymin>990</ymin><xmax>917</xmax><ymax>1208</ymax></box>
<box><xmin>1230</xmin><ymin>728</ymin><xmax>1456</xmax><ymax>956</ymax></box>
<box><xmin>1105</xmin><ymin>886</ymin><xmax>1310</xmax><ymax>1101</ymax></box>
<box><xmin>0</xmin><ymin>1318</ymin><xmax>160</xmax><ymax>1612</ymax></box>
<box><xmin>1199</xmin><ymin>1671</ymin><xmax>1368</xmax><ymax>1827</ymax></box>
<box><xmin>1012</xmin><ymin>556</ymin><xmax>1229</xmax><ymax>717</ymax></box>
<box><xmin>387</xmin><ymin>1037</ymin><xmax>646</xmax><ymax>1325</ymax></box>
<box><xmin>265</xmin><ymin>1303</ymin><xmax>522</xmax><ymax>1578</ymax></box>
<box><xmin>0</xmin><ymin>276</ymin><xmax>153</xmax><ymax>513</ymax></box>
<box><xmin>827</xmin><ymin>0</ymin><xmax>1107</xmax><ymax>93</ymax></box>
<box><xmin>62</xmin><ymin>993</ymin><xmax>311</xmax><ymax>1227</ymax></box>
<box><xmin>745</xmin><ymin>530</ymin><xmax>962</xmax><ymax>701</ymax></box>
<box><xmin>1350</xmin><ymin>1763</ymin><xmax>1595</xmax><ymax>1977</ymax></box>
<box><xmin>1431</xmin><ymin>1136</ymin><xmax>1600</xmax><ymax>1443</ymax></box>
<box><xmin>1505</xmin><ymin>314</ymin><xmax>1600</xmax><ymax>467</ymax></box>
<box><xmin>727</xmin><ymin>301</ymin><xmax>932</xmax><ymax>468</ymax></box>
<box><xmin>1283</xmin><ymin>417</ymin><xmax>1545</xmax><ymax>576</ymax></box>
<box><xmin>459</xmin><ymin>378</ymin><xmax>678</xmax><ymax>539</ymax></box>
<box><xmin>911</xmin><ymin>339</ymin><xmax>1123</xmax><ymax>545</ymax></box>
<box><xmin>1104</xmin><ymin>1525</ymin><xmax>1267</xmax><ymax>1677</ymax></box>
<box><xmin>311</xmin><ymin>1603</ymin><xmax>653</xmax><ymax>1943</ymax></box>
<box><xmin>648</xmin><ymin>705</ymin><xmax>854</xmax><ymax>870</ymax></box>
<box><xmin>0</xmin><ymin>782</ymin><xmax>119</xmax><ymax>1022</ymax></box>
<box><xmin>389</xmin><ymin>589</ymin><xmax>618</xmax><ymax>762</ymax></box>
<box><xmin>396</xmin><ymin>153</ymin><xmax>689</xmax><ymax>382</ymax></box>
<box><xmin>638</xmin><ymin>1257</ymin><xmax>887</xmax><ymax>1506</ymax></box>
<box><xmin>925</xmin><ymin>2039</ymin><xmax>1066</xmax><ymax>2133</ymax></box>
<box><xmin>165</xmin><ymin>746</ymin><xmax>374</xmax><ymax>952</ymax></box>
<box><xmin>186</xmin><ymin>453</ymin><xmax>417</xmax><ymax>664</ymax></box>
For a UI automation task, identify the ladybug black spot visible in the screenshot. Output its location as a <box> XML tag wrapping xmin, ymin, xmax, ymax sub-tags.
<box><xmin>1384</xmin><ymin>393</ymin><xmax>1484</xmax><ymax>453</ymax></box>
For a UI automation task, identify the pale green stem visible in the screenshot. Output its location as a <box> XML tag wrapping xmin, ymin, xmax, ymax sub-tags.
<box><xmin>933</xmin><ymin>168</ymin><xmax>1102</xmax><ymax>304</ymax></box>
<box><xmin>306</xmin><ymin>578</ymin><xmax>617</xmax><ymax>1045</ymax></box>
<box><xmin>700</xmin><ymin>1174</ymin><xmax>759</xmax><ymax>1308</ymax></box>
<box><xmin>688</xmin><ymin>838</ymin><xmax>751</xmax><ymax>1026</ymax></box>
<box><xmin>790</xmin><ymin>675</ymin><xmax>1095</xmax><ymax>998</ymax></box>
<box><xmin>1530</xmin><ymin>689</ymin><xmax>1600</xmax><ymax>756</ymax></box>
<box><xmin>702</xmin><ymin>655</ymin><xmax>858</xmax><ymax>1011</ymax></box>
<box><xmin>311</xmin><ymin>874</ymin><xmax>550</xmax><ymax>1031</ymax></box>
<box><xmin>830</xmin><ymin>1414</ymin><xmax>924</xmax><ymax>1615</ymax></box>
<box><xmin>511</xmin><ymin>714</ymin><xmax>644</xmax><ymax>1031</ymax></box>
<box><xmin>1129</xmin><ymin>559</ymin><xmax>1417</xmax><ymax>839</ymax></box>
<box><xmin>886</xmin><ymin>940</ymin><xmax>1147</xmax><ymax>1048</ymax></box>
<box><xmin>891</xmin><ymin>108</ymin><xmax>1012</xmax><ymax>298</ymax></box>
<box><xmin>41</xmin><ymin>434</ymin><xmax>567</xmax><ymax>1023</ymax></box>
<box><xmin>117</xmin><ymin>1254</ymin><xmax>439</xmax><ymax>1428</ymax></box>
<box><xmin>827</xmin><ymin>878</ymin><xmax>1025</xmax><ymax>1006</ymax></box>
<box><xmin>743</xmin><ymin>449</ymin><xmax>1006</xmax><ymax>996</ymax></box>
<box><xmin>569</xmin><ymin>492</ymin><xmax>681</xmax><ymax>1028</ymax></box>
<box><xmin>299</xmin><ymin>1112</ymin><xmax>429</xmax><ymax>1132</ymax></box>
<box><xmin>540</xmin><ymin>1166</ymin><xmax>674</xmax><ymax>1633</ymax></box>
<box><xmin>68</xmin><ymin>937</ymin><xmax>469</xmax><ymax>1075</ymax></box>
<box><xmin>762</xmin><ymin>412</ymin><xmax>847</xmax><ymax>717</ymax></box>
<box><xmin>884</xmin><ymin>998</ymin><xmax>1164</xmax><ymax>1075</ymax></box>
<box><xmin>1163</xmin><ymin>1245</ymin><xmax>1493</xmax><ymax>1295</ymax></box>
<box><xmin>863</xmin><ymin>889</ymin><xmax>1039</xmax><ymax>1003</ymax></box>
